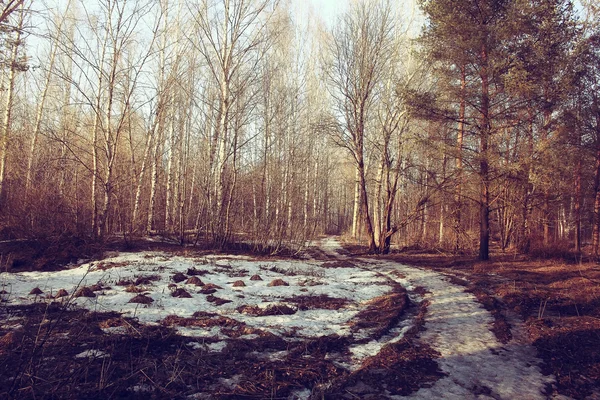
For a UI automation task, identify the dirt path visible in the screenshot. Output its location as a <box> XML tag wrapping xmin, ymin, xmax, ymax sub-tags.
<box><xmin>319</xmin><ymin>237</ymin><xmax>567</xmax><ymax>400</ymax></box>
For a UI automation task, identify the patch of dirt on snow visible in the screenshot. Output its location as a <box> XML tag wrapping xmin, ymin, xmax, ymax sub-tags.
<box><xmin>322</xmin><ymin>297</ymin><xmax>445</xmax><ymax>399</ymax></box>
<box><xmin>237</xmin><ymin>303</ymin><xmax>297</xmax><ymax>316</ymax></box>
<box><xmin>283</xmin><ymin>294</ymin><xmax>352</xmax><ymax>311</ymax></box>
<box><xmin>0</xmin><ymin>247</ymin><xmax>428</xmax><ymax>399</ymax></box>
<box><xmin>350</xmin><ymin>284</ymin><xmax>410</xmax><ymax>339</ymax></box>
<box><xmin>322</xmin><ymin>260</ymin><xmax>356</xmax><ymax>268</ymax></box>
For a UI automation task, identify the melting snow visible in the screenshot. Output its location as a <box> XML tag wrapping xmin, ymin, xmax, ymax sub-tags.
<box><xmin>0</xmin><ymin>252</ymin><xmax>392</xmax><ymax>340</ymax></box>
<box><xmin>0</xmin><ymin>238</ymin><xmax>566</xmax><ymax>399</ymax></box>
<box><xmin>75</xmin><ymin>349</ymin><xmax>109</xmax><ymax>359</ymax></box>
<box><xmin>370</xmin><ymin>260</ymin><xmax>561</xmax><ymax>400</ymax></box>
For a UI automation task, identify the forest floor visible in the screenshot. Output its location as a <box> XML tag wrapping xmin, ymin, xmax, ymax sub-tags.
<box><xmin>0</xmin><ymin>237</ymin><xmax>597</xmax><ymax>399</ymax></box>
<box><xmin>372</xmin><ymin>247</ymin><xmax>600</xmax><ymax>400</ymax></box>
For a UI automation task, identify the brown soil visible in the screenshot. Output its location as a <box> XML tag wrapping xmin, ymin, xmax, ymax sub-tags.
<box><xmin>268</xmin><ymin>278</ymin><xmax>289</xmax><ymax>287</ymax></box>
<box><xmin>185</xmin><ymin>276</ymin><xmax>204</xmax><ymax>286</ymax></box>
<box><xmin>351</xmin><ymin>284</ymin><xmax>410</xmax><ymax>339</ymax></box>
<box><xmin>134</xmin><ymin>274</ymin><xmax>160</xmax><ymax>285</ymax></box>
<box><xmin>206</xmin><ymin>294</ymin><xmax>232</xmax><ymax>306</ymax></box>
<box><xmin>128</xmin><ymin>294</ymin><xmax>153</xmax><ymax>304</ymax></box>
<box><xmin>125</xmin><ymin>284</ymin><xmax>145</xmax><ymax>293</ymax></box>
<box><xmin>283</xmin><ymin>294</ymin><xmax>352</xmax><ymax>311</ymax></box>
<box><xmin>186</xmin><ymin>267</ymin><xmax>209</xmax><ymax>276</ymax></box>
<box><xmin>232</xmin><ymin>280</ymin><xmax>246</xmax><ymax>287</ymax></box>
<box><xmin>203</xmin><ymin>283</ymin><xmax>223</xmax><ymax>290</ymax></box>
<box><xmin>171</xmin><ymin>272</ymin><xmax>187</xmax><ymax>283</ymax></box>
<box><xmin>28</xmin><ymin>287</ymin><xmax>43</xmax><ymax>295</ymax></box>
<box><xmin>237</xmin><ymin>304</ymin><xmax>297</xmax><ymax>316</ymax></box>
<box><xmin>171</xmin><ymin>288</ymin><xmax>192</xmax><ymax>298</ymax></box>
<box><xmin>322</xmin><ymin>260</ymin><xmax>356</xmax><ymax>268</ymax></box>
<box><xmin>74</xmin><ymin>287</ymin><xmax>96</xmax><ymax>298</ymax></box>
<box><xmin>199</xmin><ymin>283</ymin><xmax>222</xmax><ymax>294</ymax></box>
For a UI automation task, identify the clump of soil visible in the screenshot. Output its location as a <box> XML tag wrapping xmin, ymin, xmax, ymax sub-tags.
<box><xmin>250</xmin><ymin>274</ymin><xmax>263</xmax><ymax>281</ymax></box>
<box><xmin>206</xmin><ymin>295</ymin><xmax>232</xmax><ymax>306</ymax></box>
<box><xmin>74</xmin><ymin>287</ymin><xmax>96</xmax><ymax>298</ymax></box>
<box><xmin>200</xmin><ymin>283</ymin><xmax>222</xmax><ymax>294</ymax></box>
<box><xmin>172</xmin><ymin>272</ymin><xmax>187</xmax><ymax>283</ymax></box>
<box><xmin>185</xmin><ymin>276</ymin><xmax>204</xmax><ymax>286</ymax></box>
<box><xmin>125</xmin><ymin>285</ymin><xmax>144</xmax><ymax>293</ymax></box>
<box><xmin>54</xmin><ymin>289</ymin><xmax>69</xmax><ymax>298</ymax></box>
<box><xmin>162</xmin><ymin>312</ymin><xmax>251</xmax><ymax>335</ymax></box>
<box><xmin>237</xmin><ymin>304</ymin><xmax>297</xmax><ymax>316</ymax></box>
<box><xmin>171</xmin><ymin>288</ymin><xmax>192</xmax><ymax>298</ymax></box>
<box><xmin>134</xmin><ymin>275</ymin><xmax>160</xmax><ymax>285</ymax></box>
<box><xmin>89</xmin><ymin>283</ymin><xmax>108</xmax><ymax>291</ymax></box>
<box><xmin>29</xmin><ymin>287</ymin><xmax>43</xmax><ymax>295</ymax></box>
<box><xmin>204</xmin><ymin>283</ymin><xmax>222</xmax><ymax>290</ymax></box>
<box><xmin>284</xmin><ymin>294</ymin><xmax>351</xmax><ymax>311</ymax></box>
<box><xmin>94</xmin><ymin>261</ymin><xmax>128</xmax><ymax>271</ymax></box>
<box><xmin>116</xmin><ymin>278</ymin><xmax>133</xmax><ymax>286</ymax></box>
<box><xmin>264</xmin><ymin>265</ymin><xmax>297</xmax><ymax>276</ymax></box>
<box><xmin>268</xmin><ymin>278</ymin><xmax>289</xmax><ymax>287</ymax></box>
<box><xmin>322</xmin><ymin>260</ymin><xmax>356</xmax><ymax>269</ymax></box>
<box><xmin>187</xmin><ymin>267</ymin><xmax>209</xmax><ymax>276</ymax></box>
<box><xmin>227</xmin><ymin>268</ymin><xmax>249</xmax><ymax>278</ymax></box>
<box><xmin>232</xmin><ymin>280</ymin><xmax>246</xmax><ymax>287</ymax></box>
<box><xmin>128</xmin><ymin>294</ymin><xmax>153</xmax><ymax>304</ymax></box>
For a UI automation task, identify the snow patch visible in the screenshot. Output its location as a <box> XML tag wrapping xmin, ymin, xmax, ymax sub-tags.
<box><xmin>75</xmin><ymin>349</ymin><xmax>109</xmax><ymax>359</ymax></box>
<box><xmin>372</xmin><ymin>260</ymin><xmax>557</xmax><ymax>400</ymax></box>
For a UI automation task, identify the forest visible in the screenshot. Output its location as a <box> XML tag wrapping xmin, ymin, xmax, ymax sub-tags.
<box><xmin>2</xmin><ymin>1</ymin><xmax>600</xmax><ymax>398</ymax></box>
<box><xmin>0</xmin><ymin>0</ymin><xmax>598</xmax><ymax>261</ymax></box>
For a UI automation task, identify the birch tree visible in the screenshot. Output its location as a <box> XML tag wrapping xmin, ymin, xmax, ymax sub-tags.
<box><xmin>325</xmin><ymin>0</ymin><xmax>395</xmax><ymax>253</ymax></box>
<box><xmin>190</xmin><ymin>0</ymin><xmax>278</xmax><ymax>245</ymax></box>
<box><xmin>0</xmin><ymin>1</ymin><xmax>26</xmax><ymax>201</ymax></box>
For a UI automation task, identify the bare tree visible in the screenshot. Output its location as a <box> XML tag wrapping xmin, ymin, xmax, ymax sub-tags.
<box><xmin>189</xmin><ymin>0</ymin><xmax>278</xmax><ymax>245</ymax></box>
<box><xmin>0</xmin><ymin>1</ymin><xmax>25</xmax><ymax>201</ymax></box>
<box><xmin>324</xmin><ymin>0</ymin><xmax>395</xmax><ymax>252</ymax></box>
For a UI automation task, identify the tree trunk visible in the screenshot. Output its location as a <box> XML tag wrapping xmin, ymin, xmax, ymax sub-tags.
<box><xmin>351</xmin><ymin>167</ymin><xmax>361</xmax><ymax>238</ymax></box>
<box><xmin>374</xmin><ymin>159</ymin><xmax>384</xmax><ymax>245</ymax></box>
<box><xmin>357</xmin><ymin>159</ymin><xmax>376</xmax><ymax>253</ymax></box>
<box><xmin>454</xmin><ymin>65</ymin><xmax>466</xmax><ymax>252</ymax></box>
<box><xmin>574</xmin><ymin>144</ymin><xmax>582</xmax><ymax>254</ymax></box>
<box><xmin>147</xmin><ymin>125</ymin><xmax>163</xmax><ymax>233</ymax></box>
<box><xmin>593</xmin><ymin>130</ymin><xmax>600</xmax><ymax>257</ymax></box>
<box><xmin>0</xmin><ymin>6</ymin><xmax>23</xmax><ymax>201</ymax></box>
<box><xmin>479</xmin><ymin>42</ymin><xmax>491</xmax><ymax>261</ymax></box>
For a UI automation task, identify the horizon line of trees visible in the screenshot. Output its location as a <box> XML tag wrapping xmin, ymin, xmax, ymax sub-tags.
<box><xmin>0</xmin><ymin>0</ymin><xmax>598</xmax><ymax>260</ymax></box>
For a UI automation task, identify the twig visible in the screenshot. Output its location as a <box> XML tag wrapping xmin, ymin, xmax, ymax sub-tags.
<box><xmin>139</xmin><ymin>368</ymin><xmax>168</xmax><ymax>394</ymax></box>
<box><xmin>538</xmin><ymin>298</ymin><xmax>548</xmax><ymax>320</ymax></box>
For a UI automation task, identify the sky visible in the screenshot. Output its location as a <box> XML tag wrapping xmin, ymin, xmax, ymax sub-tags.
<box><xmin>298</xmin><ymin>0</ymin><xmax>349</xmax><ymax>27</ymax></box>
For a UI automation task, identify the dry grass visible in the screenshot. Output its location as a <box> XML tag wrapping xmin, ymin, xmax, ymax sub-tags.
<box><xmin>283</xmin><ymin>294</ymin><xmax>352</xmax><ymax>311</ymax></box>
<box><xmin>350</xmin><ymin>285</ymin><xmax>410</xmax><ymax>340</ymax></box>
